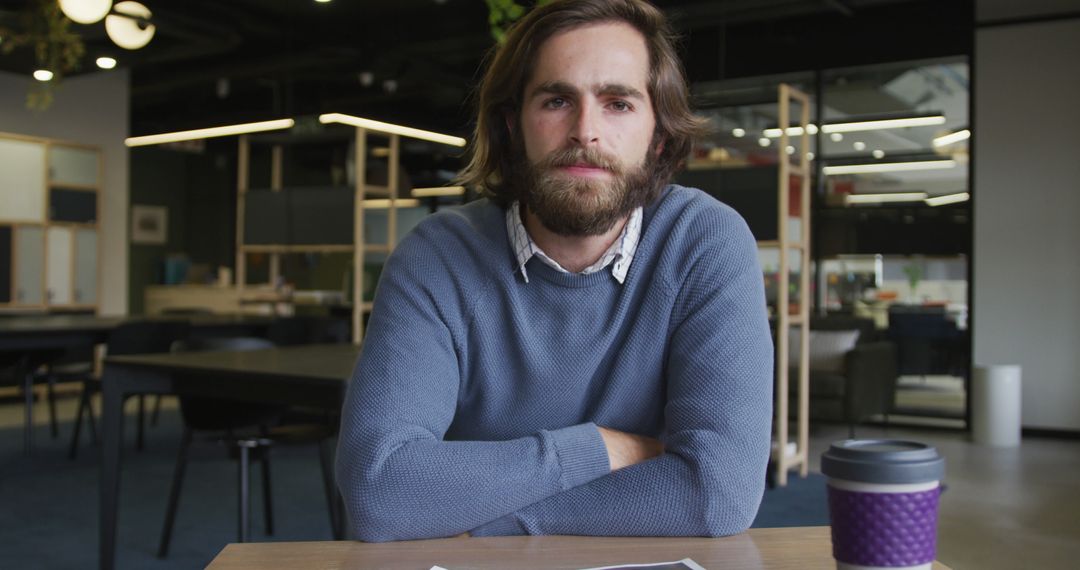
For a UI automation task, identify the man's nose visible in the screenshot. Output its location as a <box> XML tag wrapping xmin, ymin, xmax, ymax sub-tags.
<box><xmin>569</xmin><ymin>103</ymin><xmax>600</xmax><ymax>146</ymax></box>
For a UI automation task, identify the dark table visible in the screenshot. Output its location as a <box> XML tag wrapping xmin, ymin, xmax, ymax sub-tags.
<box><xmin>98</xmin><ymin>343</ymin><xmax>361</xmax><ymax>570</ymax></box>
<box><xmin>0</xmin><ymin>314</ymin><xmax>272</xmax><ymax>455</ymax></box>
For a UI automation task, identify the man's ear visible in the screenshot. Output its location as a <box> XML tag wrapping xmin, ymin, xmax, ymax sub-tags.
<box><xmin>504</xmin><ymin>111</ymin><xmax>516</xmax><ymax>134</ymax></box>
<box><xmin>654</xmin><ymin>137</ymin><xmax>666</xmax><ymax>157</ymax></box>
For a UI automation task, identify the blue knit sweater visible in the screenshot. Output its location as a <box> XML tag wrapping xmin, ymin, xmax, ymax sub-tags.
<box><xmin>336</xmin><ymin>185</ymin><xmax>773</xmax><ymax>542</ymax></box>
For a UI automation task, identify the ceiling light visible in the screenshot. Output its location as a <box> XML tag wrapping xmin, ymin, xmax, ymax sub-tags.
<box><xmin>59</xmin><ymin>0</ymin><xmax>113</xmax><ymax>24</ymax></box>
<box><xmin>925</xmin><ymin>192</ymin><xmax>970</xmax><ymax>206</ymax></box>
<box><xmin>845</xmin><ymin>192</ymin><xmax>928</xmax><ymax>205</ymax></box>
<box><xmin>766</xmin><ymin>116</ymin><xmax>946</xmax><ymax>139</ymax></box>
<box><xmin>823</xmin><ymin>159</ymin><xmax>957</xmax><ymax>176</ymax></box>
<box><xmin>315</xmin><ymin>0</ymin><xmax>332</xmax><ymax>3</ymax></box>
<box><xmin>319</xmin><ymin>113</ymin><xmax>466</xmax><ymax>147</ymax></box>
<box><xmin>763</xmin><ymin>124</ymin><xmax>818</xmax><ymax>138</ymax></box>
<box><xmin>806</xmin><ymin>152</ymin><xmax>815</xmax><ymax>161</ymax></box>
<box><xmin>853</xmin><ymin>141</ymin><xmax>866</xmax><ymax>151</ymax></box>
<box><xmin>33</xmin><ymin>69</ymin><xmax>54</xmax><ymax>82</ymax></box>
<box><xmin>932</xmin><ymin>129</ymin><xmax>971</xmax><ymax>148</ymax></box>
<box><xmin>785</xmin><ymin>146</ymin><xmax>795</xmax><ymax>155</ymax></box>
<box><xmin>872</xmin><ymin>149</ymin><xmax>885</xmax><ymax>159</ymax></box>
<box><xmin>124</xmin><ymin>119</ymin><xmax>296</xmax><ymax>147</ymax></box>
<box><xmin>822</xmin><ymin>115</ymin><xmax>945</xmax><ymax>134</ymax></box>
<box><xmin>732</xmin><ymin>128</ymin><xmax>745</xmax><ymax>138</ymax></box>
<box><xmin>362</xmin><ymin>199</ymin><xmax>420</xmax><ymax>209</ymax></box>
<box><xmin>96</xmin><ymin>56</ymin><xmax>117</xmax><ymax>69</ymax></box>
<box><xmin>106</xmin><ymin>1</ymin><xmax>155</xmax><ymax>50</ymax></box>
<box><xmin>412</xmin><ymin>186</ymin><xmax>466</xmax><ymax>198</ymax></box>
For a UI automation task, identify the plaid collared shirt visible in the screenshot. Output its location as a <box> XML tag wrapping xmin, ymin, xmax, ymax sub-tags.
<box><xmin>506</xmin><ymin>201</ymin><xmax>642</xmax><ymax>284</ymax></box>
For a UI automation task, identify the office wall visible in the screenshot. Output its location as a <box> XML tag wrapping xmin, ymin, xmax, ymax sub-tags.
<box><xmin>973</xmin><ymin>17</ymin><xmax>1080</xmax><ymax>430</ymax></box>
<box><xmin>977</xmin><ymin>0</ymin><xmax>1080</xmax><ymax>22</ymax></box>
<box><xmin>0</xmin><ymin>70</ymin><xmax>130</xmax><ymax>316</ymax></box>
<box><xmin>128</xmin><ymin>145</ymin><xmax>236</xmax><ymax>314</ymax></box>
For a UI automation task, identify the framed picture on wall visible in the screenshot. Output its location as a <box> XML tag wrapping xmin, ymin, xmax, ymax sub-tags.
<box><xmin>131</xmin><ymin>205</ymin><xmax>168</xmax><ymax>244</ymax></box>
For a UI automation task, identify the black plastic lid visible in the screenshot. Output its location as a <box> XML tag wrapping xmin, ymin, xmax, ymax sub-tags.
<box><xmin>821</xmin><ymin>439</ymin><xmax>945</xmax><ymax>484</ymax></box>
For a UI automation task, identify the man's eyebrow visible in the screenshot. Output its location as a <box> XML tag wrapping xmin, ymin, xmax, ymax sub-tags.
<box><xmin>531</xmin><ymin>81</ymin><xmax>580</xmax><ymax>98</ymax></box>
<box><xmin>596</xmin><ymin>83</ymin><xmax>646</xmax><ymax>100</ymax></box>
<box><xmin>529</xmin><ymin>81</ymin><xmax>646</xmax><ymax>100</ymax></box>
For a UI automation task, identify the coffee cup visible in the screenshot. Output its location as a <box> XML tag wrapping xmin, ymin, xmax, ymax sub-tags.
<box><xmin>821</xmin><ymin>440</ymin><xmax>946</xmax><ymax>570</ymax></box>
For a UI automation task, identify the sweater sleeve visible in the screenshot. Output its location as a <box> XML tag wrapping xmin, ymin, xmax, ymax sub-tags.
<box><xmin>335</xmin><ymin>231</ymin><xmax>611</xmax><ymax>542</ymax></box>
<box><xmin>470</xmin><ymin>212</ymin><xmax>774</xmax><ymax>538</ymax></box>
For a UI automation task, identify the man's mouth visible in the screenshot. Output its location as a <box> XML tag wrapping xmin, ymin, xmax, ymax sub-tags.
<box><xmin>557</xmin><ymin>163</ymin><xmax>612</xmax><ymax>177</ymax></box>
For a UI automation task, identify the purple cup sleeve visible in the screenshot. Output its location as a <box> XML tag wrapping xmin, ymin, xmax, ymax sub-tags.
<box><xmin>828</xmin><ymin>486</ymin><xmax>941</xmax><ymax>567</ymax></box>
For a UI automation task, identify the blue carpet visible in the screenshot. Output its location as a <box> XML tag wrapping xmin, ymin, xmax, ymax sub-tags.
<box><xmin>751</xmin><ymin>472</ymin><xmax>830</xmax><ymax>528</ymax></box>
<box><xmin>0</xmin><ymin>405</ymin><xmax>335</xmax><ymax>570</ymax></box>
<box><xmin>1</xmin><ymin>403</ymin><xmax>827</xmax><ymax>569</ymax></box>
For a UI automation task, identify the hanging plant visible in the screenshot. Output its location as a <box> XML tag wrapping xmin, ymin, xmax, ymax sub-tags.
<box><xmin>0</xmin><ymin>0</ymin><xmax>86</xmax><ymax>110</ymax></box>
<box><xmin>485</xmin><ymin>0</ymin><xmax>552</xmax><ymax>44</ymax></box>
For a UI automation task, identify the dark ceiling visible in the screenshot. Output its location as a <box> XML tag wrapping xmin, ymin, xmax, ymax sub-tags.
<box><xmin>0</xmin><ymin>0</ymin><xmax>972</xmax><ymax>138</ymax></box>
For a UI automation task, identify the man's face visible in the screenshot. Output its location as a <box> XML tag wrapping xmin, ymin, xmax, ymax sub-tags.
<box><xmin>514</xmin><ymin>22</ymin><xmax>659</xmax><ymax>236</ymax></box>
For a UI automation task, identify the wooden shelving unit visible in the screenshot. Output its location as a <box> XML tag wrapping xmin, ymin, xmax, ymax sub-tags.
<box><xmin>771</xmin><ymin>84</ymin><xmax>812</xmax><ymax>486</ymax></box>
<box><xmin>234</xmin><ymin>117</ymin><xmax>465</xmax><ymax>344</ymax></box>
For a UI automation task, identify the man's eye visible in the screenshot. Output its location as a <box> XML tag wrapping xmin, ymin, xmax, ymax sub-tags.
<box><xmin>544</xmin><ymin>97</ymin><xmax>569</xmax><ymax>109</ymax></box>
<box><xmin>609</xmin><ymin>101</ymin><xmax>632</xmax><ymax>112</ymax></box>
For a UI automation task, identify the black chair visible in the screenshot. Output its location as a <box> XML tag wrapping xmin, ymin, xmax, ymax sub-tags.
<box><xmin>37</xmin><ymin>345</ymin><xmax>96</xmax><ymax>438</ymax></box>
<box><xmin>68</xmin><ymin>320</ymin><xmax>191</xmax><ymax>459</ymax></box>
<box><xmin>1</xmin><ymin>349</ymin><xmax>67</xmax><ymax>455</ymax></box>
<box><xmin>157</xmin><ymin>337</ymin><xmax>340</xmax><ymax>557</ymax></box>
<box><xmin>887</xmin><ymin>305</ymin><xmax>968</xmax><ymax>379</ymax></box>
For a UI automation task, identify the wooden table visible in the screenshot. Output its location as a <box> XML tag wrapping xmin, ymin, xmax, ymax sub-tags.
<box><xmin>205</xmin><ymin>527</ymin><xmax>953</xmax><ymax>569</ymax></box>
<box><xmin>0</xmin><ymin>313</ymin><xmax>271</xmax><ymax>455</ymax></box>
<box><xmin>98</xmin><ymin>343</ymin><xmax>361</xmax><ymax>570</ymax></box>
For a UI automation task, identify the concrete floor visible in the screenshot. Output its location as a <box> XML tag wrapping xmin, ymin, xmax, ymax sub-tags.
<box><xmin>5</xmin><ymin>386</ymin><xmax>1080</xmax><ymax>569</ymax></box>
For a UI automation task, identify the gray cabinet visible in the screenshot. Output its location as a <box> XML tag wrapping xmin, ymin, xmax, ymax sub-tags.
<box><xmin>49</xmin><ymin>145</ymin><xmax>99</xmax><ymax>187</ymax></box>
<box><xmin>0</xmin><ymin>134</ymin><xmax>103</xmax><ymax>311</ymax></box>
<box><xmin>0</xmin><ymin>138</ymin><xmax>46</xmax><ymax>222</ymax></box>
<box><xmin>15</xmin><ymin>226</ymin><xmax>45</xmax><ymax>305</ymax></box>
<box><xmin>46</xmin><ymin>226</ymin><xmax>72</xmax><ymax>305</ymax></box>
<box><xmin>73</xmin><ymin>228</ymin><xmax>97</xmax><ymax>305</ymax></box>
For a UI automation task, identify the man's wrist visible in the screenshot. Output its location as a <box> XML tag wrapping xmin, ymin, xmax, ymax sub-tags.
<box><xmin>597</xmin><ymin>426</ymin><xmax>663</xmax><ymax>471</ymax></box>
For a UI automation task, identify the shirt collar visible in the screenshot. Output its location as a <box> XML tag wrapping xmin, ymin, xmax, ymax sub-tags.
<box><xmin>506</xmin><ymin>201</ymin><xmax>641</xmax><ymax>284</ymax></box>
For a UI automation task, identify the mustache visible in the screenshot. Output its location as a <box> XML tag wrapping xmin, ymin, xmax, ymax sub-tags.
<box><xmin>539</xmin><ymin>147</ymin><xmax>621</xmax><ymax>173</ymax></box>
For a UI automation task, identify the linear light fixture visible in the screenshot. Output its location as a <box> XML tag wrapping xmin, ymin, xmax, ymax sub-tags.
<box><xmin>925</xmin><ymin>191</ymin><xmax>970</xmax><ymax>206</ymax></box>
<box><xmin>362</xmin><ymin>198</ymin><xmax>421</xmax><ymax>209</ymax></box>
<box><xmin>932</xmin><ymin>129</ymin><xmax>971</xmax><ymax>148</ymax></box>
<box><xmin>319</xmin><ymin>113</ymin><xmax>466</xmax><ymax>147</ymax></box>
<box><xmin>765</xmin><ymin>115</ymin><xmax>947</xmax><ymax>138</ymax></box>
<box><xmin>411</xmin><ymin>186</ymin><xmax>465</xmax><ymax>198</ymax></box>
<box><xmin>823</xmin><ymin>159</ymin><xmax>956</xmax><ymax>176</ymax></box>
<box><xmin>763</xmin><ymin>124</ymin><xmax>818</xmax><ymax>138</ymax></box>
<box><xmin>845</xmin><ymin>192</ymin><xmax>928</xmax><ymax>205</ymax></box>
<box><xmin>822</xmin><ymin>115</ymin><xmax>945</xmax><ymax>133</ymax></box>
<box><xmin>125</xmin><ymin>119</ymin><xmax>296</xmax><ymax>147</ymax></box>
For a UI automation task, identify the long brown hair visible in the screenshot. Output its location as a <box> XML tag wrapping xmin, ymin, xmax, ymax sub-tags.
<box><xmin>457</xmin><ymin>0</ymin><xmax>707</xmax><ymax>206</ymax></box>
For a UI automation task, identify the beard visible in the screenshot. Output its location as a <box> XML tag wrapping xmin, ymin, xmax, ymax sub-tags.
<box><xmin>510</xmin><ymin>133</ymin><xmax>664</xmax><ymax>237</ymax></box>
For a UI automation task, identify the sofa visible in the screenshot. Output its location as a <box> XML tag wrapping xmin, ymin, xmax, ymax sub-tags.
<box><xmin>780</xmin><ymin>315</ymin><xmax>897</xmax><ymax>435</ymax></box>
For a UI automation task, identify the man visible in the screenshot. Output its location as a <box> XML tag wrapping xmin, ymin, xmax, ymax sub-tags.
<box><xmin>336</xmin><ymin>0</ymin><xmax>772</xmax><ymax>541</ymax></box>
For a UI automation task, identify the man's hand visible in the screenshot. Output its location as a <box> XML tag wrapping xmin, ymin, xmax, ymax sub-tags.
<box><xmin>597</xmin><ymin>426</ymin><xmax>664</xmax><ymax>471</ymax></box>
